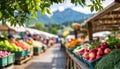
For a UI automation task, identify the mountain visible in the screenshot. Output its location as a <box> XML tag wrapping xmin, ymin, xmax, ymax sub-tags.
<box><xmin>32</xmin><ymin>8</ymin><xmax>93</xmax><ymax>24</ymax></box>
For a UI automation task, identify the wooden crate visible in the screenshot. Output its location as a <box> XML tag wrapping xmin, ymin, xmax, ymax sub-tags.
<box><xmin>14</xmin><ymin>55</ymin><xmax>32</xmax><ymax>65</ymax></box>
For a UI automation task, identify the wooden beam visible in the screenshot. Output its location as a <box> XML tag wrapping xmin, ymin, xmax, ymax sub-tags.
<box><xmin>107</xmin><ymin>10</ymin><xmax>120</xmax><ymax>15</ymax></box>
<box><xmin>87</xmin><ymin>22</ymin><xmax>93</xmax><ymax>40</ymax></box>
<box><xmin>94</xmin><ymin>17</ymin><xmax>120</xmax><ymax>21</ymax></box>
<box><xmin>93</xmin><ymin>28</ymin><xmax>120</xmax><ymax>33</ymax></box>
<box><xmin>92</xmin><ymin>20</ymin><xmax>120</xmax><ymax>27</ymax></box>
<box><xmin>93</xmin><ymin>23</ymin><xmax>120</xmax><ymax>28</ymax></box>
<box><xmin>97</xmin><ymin>13</ymin><xmax>120</xmax><ymax>19</ymax></box>
<box><xmin>93</xmin><ymin>20</ymin><xmax>120</xmax><ymax>24</ymax></box>
<box><xmin>92</xmin><ymin>26</ymin><xmax>120</xmax><ymax>33</ymax></box>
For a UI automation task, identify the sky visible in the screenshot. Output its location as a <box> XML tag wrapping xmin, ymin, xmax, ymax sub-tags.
<box><xmin>50</xmin><ymin>0</ymin><xmax>114</xmax><ymax>14</ymax></box>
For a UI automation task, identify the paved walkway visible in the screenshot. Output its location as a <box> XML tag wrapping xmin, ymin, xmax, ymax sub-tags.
<box><xmin>14</xmin><ymin>44</ymin><xmax>66</xmax><ymax>69</ymax></box>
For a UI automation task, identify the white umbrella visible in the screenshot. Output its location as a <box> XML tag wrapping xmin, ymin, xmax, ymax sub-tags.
<box><xmin>93</xmin><ymin>31</ymin><xmax>111</xmax><ymax>37</ymax></box>
<box><xmin>66</xmin><ymin>35</ymin><xmax>75</xmax><ymax>39</ymax></box>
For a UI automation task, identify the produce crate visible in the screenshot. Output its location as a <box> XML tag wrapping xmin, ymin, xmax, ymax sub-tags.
<box><xmin>68</xmin><ymin>46</ymin><xmax>78</xmax><ymax>51</ymax></box>
<box><xmin>23</xmin><ymin>50</ymin><xmax>27</xmax><ymax>57</ymax></box>
<box><xmin>15</xmin><ymin>55</ymin><xmax>32</xmax><ymax>65</ymax></box>
<box><xmin>27</xmin><ymin>47</ymin><xmax>33</xmax><ymax>56</ymax></box>
<box><xmin>74</xmin><ymin>53</ymin><xmax>84</xmax><ymax>62</ymax></box>
<box><xmin>67</xmin><ymin>49</ymin><xmax>101</xmax><ymax>69</ymax></box>
<box><xmin>73</xmin><ymin>52</ymin><xmax>101</xmax><ymax>69</ymax></box>
<box><xmin>11</xmin><ymin>51</ymin><xmax>25</xmax><ymax>57</ymax></box>
<box><xmin>27</xmin><ymin>49</ymin><xmax>31</xmax><ymax>55</ymax></box>
<box><xmin>7</xmin><ymin>53</ymin><xmax>15</xmax><ymax>65</ymax></box>
<box><xmin>33</xmin><ymin>47</ymin><xmax>43</xmax><ymax>55</ymax></box>
<box><xmin>0</xmin><ymin>56</ymin><xmax>7</xmax><ymax>67</ymax></box>
<box><xmin>34</xmin><ymin>47</ymin><xmax>42</xmax><ymax>52</ymax></box>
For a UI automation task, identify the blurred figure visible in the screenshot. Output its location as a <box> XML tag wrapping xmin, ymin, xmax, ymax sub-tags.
<box><xmin>8</xmin><ymin>33</ymin><xmax>13</xmax><ymax>40</ymax></box>
<box><xmin>46</xmin><ymin>38</ymin><xmax>49</xmax><ymax>45</ymax></box>
<box><xmin>32</xmin><ymin>34</ymin><xmax>39</xmax><ymax>40</ymax></box>
<box><xmin>60</xmin><ymin>36</ymin><xmax>65</xmax><ymax>50</ymax></box>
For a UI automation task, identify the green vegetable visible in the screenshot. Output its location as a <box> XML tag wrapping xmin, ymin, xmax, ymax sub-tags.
<box><xmin>106</xmin><ymin>38</ymin><xmax>120</xmax><ymax>49</ymax></box>
<box><xmin>73</xmin><ymin>43</ymin><xmax>90</xmax><ymax>53</ymax></box>
<box><xmin>95</xmin><ymin>49</ymin><xmax>120</xmax><ymax>69</ymax></box>
<box><xmin>89</xmin><ymin>42</ymin><xmax>101</xmax><ymax>49</ymax></box>
<box><xmin>114</xmin><ymin>61</ymin><xmax>120</xmax><ymax>69</ymax></box>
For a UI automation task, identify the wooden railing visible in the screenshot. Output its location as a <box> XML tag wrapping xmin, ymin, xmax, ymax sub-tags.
<box><xmin>64</xmin><ymin>50</ymin><xmax>89</xmax><ymax>69</ymax></box>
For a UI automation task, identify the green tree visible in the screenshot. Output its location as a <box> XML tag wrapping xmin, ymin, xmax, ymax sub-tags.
<box><xmin>0</xmin><ymin>0</ymin><xmax>110</xmax><ymax>26</ymax></box>
<box><xmin>51</xmin><ymin>27</ymin><xmax>58</xmax><ymax>34</ymax></box>
<box><xmin>35</xmin><ymin>23</ymin><xmax>46</xmax><ymax>31</ymax></box>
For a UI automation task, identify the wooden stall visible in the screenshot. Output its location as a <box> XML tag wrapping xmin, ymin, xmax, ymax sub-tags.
<box><xmin>85</xmin><ymin>1</ymin><xmax>120</xmax><ymax>40</ymax></box>
<box><xmin>65</xmin><ymin>0</ymin><xmax>120</xmax><ymax>69</ymax></box>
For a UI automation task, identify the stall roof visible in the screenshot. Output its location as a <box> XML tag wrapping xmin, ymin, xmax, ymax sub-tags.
<box><xmin>85</xmin><ymin>0</ymin><xmax>120</xmax><ymax>40</ymax></box>
<box><xmin>86</xmin><ymin>1</ymin><xmax>120</xmax><ymax>33</ymax></box>
<box><xmin>0</xmin><ymin>22</ymin><xmax>15</xmax><ymax>32</ymax></box>
<box><xmin>25</xmin><ymin>28</ymin><xmax>58</xmax><ymax>38</ymax></box>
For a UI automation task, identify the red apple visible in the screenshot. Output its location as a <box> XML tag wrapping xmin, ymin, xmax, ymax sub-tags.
<box><xmin>78</xmin><ymin>49</ymin><xmax>85</xmax><ymax>55</ymax></box>
<box><xmin>104</xmin><ymin>48</ymin><xmax>111</xmax><ymax>55</ymax></box>
<box><xmin>95</xmin><ymin>46</ymin><xmax>101</xmax><ymax>49</ymax></box>
<box><xmin>96</xmin><ymin>55</ymin><xmax>101</xmax><ymax>59</ymax></box>
<box><xmin>90</xmin><ymin>48</ymin><xmax>97</xmax><ymax>53</ymax></box>
<box><xmin>101</xmin><ymin>42</ymin><xmax>108</xmax><ymax>46</ymax></box>
<box><xmin>98</xmin><ymin>48</ymin><xmax>102</xmax><ymax>51</ymax></box>
<box><xmin>97</xmin><ymin>48</ymin><xmax>103</xmax><ymax>56</ymax></box>
<box><xmin>89</xmin><ymin>52</ymin><xmax>96</xmax><ymax>59</ymax></box>
<box><xmin>89</xmin><ymin>57</ymin><xmax>95</xmax><ymax>62</ymax></box>
<box><xmin>101</xmin><ymin>45</ymin><xmax>108</xmax><ymax>50</ymax></box>
<box><xmin>82</xmin><ymin>52</ymin><xmax>89</xmax><ymax>58</ymax></box>
<box><xmin>78</xmin><ymin>51</ymin><xmax>84</xmax><ymax>55</ymax></box>
<box><xmin>85</xmin><ymin>49</ymin><xmax>89</xmax><ymax>52</ymax></box>
<box><xmin>85</xmin><ymin>55</ymin><xmax>90</xmax><ymax>60</ymax></box>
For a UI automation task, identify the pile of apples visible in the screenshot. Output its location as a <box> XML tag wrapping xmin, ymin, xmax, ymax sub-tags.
<box><xmin>77</xmin><ymin>42</ymin><xmax>111</xmax><ymax>62</ymax></box>
<box><xmin>0</xmin><ymin>51</ymin><xmax>11</xmax><ymax>58</ymax></box>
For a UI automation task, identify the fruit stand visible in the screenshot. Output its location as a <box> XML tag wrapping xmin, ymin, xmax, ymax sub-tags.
<box><xmin>27</xmin><ymin>40</ymin><xmax>45</xmax><ymax>55</ymax></box>
<box><xmin>0</xmin><ymin>23</ymin><xmax>55</xmax><ymax>68</ymax></box>
<box><xmin>65</xmin><ymin>1</ymin><xmax>120</xmax><ymax>69</ymax></box>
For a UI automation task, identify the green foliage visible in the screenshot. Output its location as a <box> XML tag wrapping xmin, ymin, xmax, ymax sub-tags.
<box><xmin>88</xmin><ymin>0</ymin><xmax>104</xmax><ymax>12</ymax></box>
<box><xmin>35</xmin><ymin>23</ymin><xmax>46</xmax><ymax>31</ymax></box>
<box><xmin>106</xmin><ymin>38</ymin><xmax>120</xmax><ymax>49</ymax></box>
<box><xmin>0</xmin><ymin>0</ymin><xmax>105</xmax><ymax>26</ymax></box>
<box><xmin>50</xmin><ymin>27</ymin><xmax>58</xmax><ymax>34</ymax></box>
<box><xmin>95</xmin><ymin>49</ymin><xmax>120</xmax><ymax>69</ymax></box>
<box><xmin>0</xmin><ymin>0</ymin><xmax>52</xmax><ymax>26</ymax></box>
<box><xmin>31</xmin><ymin>23</ymin><xmax>59</xmax><ymax>34</ymax></box>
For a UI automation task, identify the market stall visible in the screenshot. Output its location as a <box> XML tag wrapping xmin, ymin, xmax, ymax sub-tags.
<box><xmin>85</xmin><ymin>1</ymin><xmax>120</xmax><ymax>40</ymax></box>
<box><xmin>0</xmin><ymin>22</ymin><xmax>58</xmax><ymax>66</ymax></box>
<box><xmin>65</xmin><ymin>0</ymin><xmax>120</xmax><ymax>69</ymax></box>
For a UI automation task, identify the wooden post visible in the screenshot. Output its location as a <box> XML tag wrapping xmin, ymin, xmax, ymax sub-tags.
<box><xmin>74</xmin><ymin>26</ymin><xmax>80</xmax><ymax>39</ymax></box>
<box><xmin>87</xmin><ymin>22</ymin><xmax>93</xmax><ymax>40</ymax></box>
<box><xmin>74</xmin><ymin>29</ymin><xmax>78</xmax><ymax>39</ymax></box>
